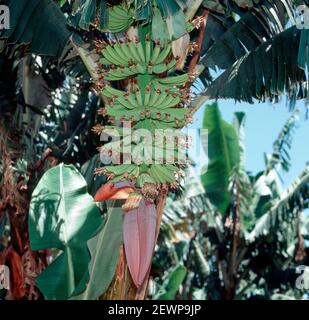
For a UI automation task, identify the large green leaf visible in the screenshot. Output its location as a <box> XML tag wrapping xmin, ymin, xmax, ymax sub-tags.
<box><xmin>233</xmin><ymin>112</ymin><xmax>246</xmax><ymax>169</ymax></box>
<box><xmin>201</xmin><ymin>103</ymin><xmax>240</xmax><ymax>213</ymax></box>
<box><xmin>70</xmin><ymin>0</ymin><xmax>108</xmax><ymax>31</ymax></box>
<box><xmin>0</xmin><ymin>0</ymin><xmax>70</xmax><ymax>57</ymax></box>
<box><xmin>166</xmin><ymin>10</ymin><xmax>187</xmax><ymax>40</ymax></box>
<box><xmin>156</xmin><ymin>0</ymin><xmax>188</xmax><ymax>18</ymax></box>
<box><xmin>152</xmin><ymin>8</ymin><xmax>170</xmax><ymax>43</ymax></box>
<box><xmin>151</xmin><ymin>2</ymin><xmax>188</xmax><ymax>41</ymax></box>
<box><xmin>200</xmin><ymin>0</ymin><xmax>290</xmax><ymax>69</ymax></box>
<box><xmin>74</xmin><ymin>202</ymin><xmax>123</xmax><ymax>300</ymax></box>
<box><xmin>29</xmin><ymin>164</ymin><xmax>103</xmax><ymax>300</ymax></box>
<box><xmin>77</xmin><ymin>0</ymin><xmax>96</xmax><ymax>30</ymax></box>
<box><xmin>204</xmin><ymin>27</ymin><xmax>306</xmax><ymax>103</ymax></box>
<box><xmin>127</xmin><ymin>0</ymin><xmax>152</xmax><ymax>20</ymax></box>
<box><xmin>298</xmin><ymin>29</ymin><xmax>309</xmax><ymax>73</ymax></box>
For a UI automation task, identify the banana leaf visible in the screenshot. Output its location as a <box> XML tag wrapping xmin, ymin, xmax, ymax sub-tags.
<box><xmin>29</xmin><ymin>164</ymin><xmax>103</xmax><ymax>300</ymax></box>
<box><xmin>201</xmin><ymin>103</ymin><xmax>240</xmax><ymax>214</ymax></box>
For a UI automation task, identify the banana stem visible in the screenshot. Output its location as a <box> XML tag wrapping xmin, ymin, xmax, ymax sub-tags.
<box><xmin>187</xmin><ymin>9</ymin><xmax>209</xmax><ymax>83</ymax></box>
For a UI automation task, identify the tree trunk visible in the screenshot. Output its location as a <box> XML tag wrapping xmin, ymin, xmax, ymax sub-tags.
<box><xmin>0</xmin><ymin>56</ymin><xmax>50</xmax><ymax>300</ymax></box>
<box><xmin>0</xmin><ymin>118</ymin><xmax>48</xmax><ymax>299</ymax></box>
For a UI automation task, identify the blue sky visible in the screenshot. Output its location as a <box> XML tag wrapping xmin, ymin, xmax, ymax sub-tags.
<box><xmin>189</xmin><ymin>98</ymin><xmax>309</xmax><ymax>188</ymax></box>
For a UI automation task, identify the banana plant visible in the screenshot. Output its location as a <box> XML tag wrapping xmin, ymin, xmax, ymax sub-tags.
<box><xmin>75</xmin><ymin>0</ymin><xmax>306</xmax><ymax>300</ymax></box>
<box><xmin>76</xmin><ymin>1</ymin><xmax>203</xmax><ymax>299</ymax></box>
<box><xmin>2</xmin><ymin>0</ymin><xmax>309</xmax><ymax>300</ymax></box>
<box><xmin>150</xmin><ymin>104</ymin><xmax>309</xmax><ymax>300</ymax></box>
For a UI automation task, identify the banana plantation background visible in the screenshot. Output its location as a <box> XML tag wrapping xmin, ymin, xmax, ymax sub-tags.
<box><xmin>1</xmin><ymin>0</ymin><xmax>309</xmax><ymax>300</ymax></box>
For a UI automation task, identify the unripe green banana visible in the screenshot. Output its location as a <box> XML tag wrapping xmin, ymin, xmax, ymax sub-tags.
<box><xmin>136</xmin><ymin>41</ymin><xmax>146</xmax><ymax>63</ymax></box>
<box><xmin>128</xmin><ymin>40</ymin><xmax>142</xmax><ymax>63</ymax></box>
<box><xmin>113</xmin><ymin>42</ymin><xmax>133</xmax><ymax>63</ymax></box>
<box><xmin>152</xmin><ymin>63</ymin><xmax>168</xmax><ymax>74</ymax></box>
<box><xmin>155</xmin><ymin>164</ymin><xmax>177</xmax><ymax>183</ymax></box>
<box><xmin>135</xmin><ymin>88</ymin><xmax>143</xmax><ymax>107</ymax></box>
<box><xmin>129</xmin><ymin>166</ymin><xmax>140</xmax><ymax>179</ymax></box>
<box><xmin>144</xmin><ymin>85</ymin><xmax>151</xmax><ymax>106</ymax></box>
<box><xmin>106</xmin><ymin>45</ymin><xmax>128</xmax><ymax>65</ymax></box>
<box><xmin>136</xmin><ymin>173</ymin><xmax>156</xmax><ymax>188</ymax></box>
<box><xmin>112</xmin><ymin>5</ymin><xmax>131</xmax><ymax>19</ymax></box>
<box><xmin>117</xmin><ymin>42</ymin><xmax>136</xmax><ymax>62</ymax></box>
<box><xmin>127</xmin><ymin>93</ymin><xmax>139</xmax><ymax>108</ymax></box>
<box><xmin>135</xmin><ymin>63</ymin><xmax>147</xmax><ymax>74</ymax></box>
<box><xmin>102</xmin><ymin>85</ymin><xmax>125</xmax><ymax>98</ymax></box>
<box><xmin>151</xmin><ymin>41</ymin><xmax>162</xmax><ymax>64</ymax></box>
<box><xmin>165</xmin><ymin>59</ymin><xmax>177</xmax><ymax>72</ymax></box>
<box><xmin>108</xmin><ymin>5</ymin><xmax>133</xmax><ymax>33</ymax></box>
<box><xmin>107</xmin><ymin>107</ymin><xmax>138</xmax><ymax>120</ymax></box>
<box><xmin>104</xmin><ymin>69</ymin><xmax>125</xmax><ymax>80</ymax></box>
<box><xmin>148</xmin><ymin>88</ymin><xmax>162</xmax><ymax>107</ymax></box>
<box><xmin>145</xmin><ymin>36</ymin><xmax>152</xmax><ymax>63</ymax></box>
<box><xmin>156</xmin><ymin>73</ymin><xmax>189</xmax><ymax>86</ymax></box>
<box><xmin>104</xmin><ymin>164</ymin><xmax>136</xmax><ymax>176</ymax></box>
<box><xmin>100</xmin><ymin>57</ymin><xmax>113</xmax><ymax>65</ymax></box>
<box><xmin>102</xmin><ymin>48</ymin><xmax>123</xmax><ymax>66</ymax></box>
<box><xmin>155</xmin><ymin>95</ymin><xmax>180</xmax><ymax>109</ymax></box>
<box><xmin>119</xmin><ymin>66</ymin><xmax>136</xmax><ymax>77</ymax></box>
<box><xmin>153</xmin><ymin>90</ymin><xmax>169</xmax><ymax>106</ymax></box>
<box><xmin>108</xmin><ymin>103</ymin><xmax>125</xmax><ymax>111</ymax></box>
<box><xmin>155</xmin><ymin>43</ymin><xmax>171</xmax><ymax>64</ymax></box>
<box><xmin>117</xmin><ymin>96</ymin><xmax>136</xmax><ymax>109</ymax></box>
<box><xmin>148</xmin><ymin>165</ymin><xmax>162</xmax><ymax>183</ymax></box>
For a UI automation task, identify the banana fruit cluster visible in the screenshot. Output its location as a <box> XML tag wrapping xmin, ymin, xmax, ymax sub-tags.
<box><xmin>102</xmin><ymin>81</ymin><xmax>189</xmax><ymax>127</ymax></box>
<box><xmin>99</xmin><ymin>38</ymin><xmax>179</xmax><ymax>80</ymax></box>
<box><xmin>94</xmin><ymin>34</ymin><xmax>192</xmax><ymax>187</ymax></box>
<box><xmin>108</xmin><ymin>5</ymin><xmax>134</xmax><ymax>33</ymax></box>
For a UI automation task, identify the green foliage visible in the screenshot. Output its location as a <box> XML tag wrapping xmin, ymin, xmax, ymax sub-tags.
<box><xmin>74</xmin><ymin>203</ymin><xmax>123</xmax><ymax>300</ymax></box>
<box><xmin>201</xmin><ymin>0</ymin><xmax>290</xmax><ymax>69</ymax></box>
<box><xmin>155</xmin><ymin>265</ymin><xmax>187</xmax><ymax>300</ymax></box>
<box><xmin>29</xmin><ymin>164</ymin><xmax>103</xmax><ymax>299</ymax></box>
<box><xmin>69</xmin><ymin>0</ymin><xmax>107</xmax><ymax>31</ymax></box>
<box><xmin>298</xmin><ymin>29</ymin><xmax>309</xmax><ymax>73</ymax></box>
<box><xmin>250</xmin><ymin>109</ymin><xmax>300</xmax><ymax>219</ymax></box>
<box><xmin>201</xmin><ymin>103</ymin><xmax>240</xmax><ymax>213</ymax></box>
<box><xmin>205</xmin><ymin>27</ymin><xmax>306</xmax><ymax>103</ymax></box>
<box><xmin>152</xmin><ymin>107</ymin><xmax>309</xmax><ymax>300</ymax></box>
<box><xmin>0</xmin><ymin>0</ymin><xmax>70</xmax><ymax>57</ymax></box>
<box><xmin>267</xmin><ymin>109</ymin><xmax>299</xmax><ymax>173</ymax></box>
<box><xmin>1</xmin><ymin>0</ymin><xmax>309</xmax><ymax>301</ymax></box>
<box><xmin>68</xmin><ymin>0</ymin><xmax>190</xmax><ymax>40</ymax></box>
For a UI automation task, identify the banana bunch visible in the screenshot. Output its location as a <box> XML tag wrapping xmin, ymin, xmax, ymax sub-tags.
<box><xmin>101</xmin><ymin>73</ymin><xmax>189</xmax><ymax>97</ymax></box>
<box><xmin>94</xmin><ymin>31</ymin><xmax>192</xmax><ymax>187</ymax></box>
<box><xmin>102</xmin><ymin>136</ymin><xmax>184</xmax><ymax>166</ymax></box>
<box><xmin>151</xmin><ymin>74</ymin><xmax>189</xmax><ymax>86</ymax></box>
<box><xmin>108</xmin><ymin>5</ymin><xmax>134</xmax><ymax>33</ymax></box>
<box><xmin>97</xmin><ymin>149</ymin><xmax>186</xmax><ymax>186</ymax></box>
<box><xmin>98</xmin><ymin>163</ymin><xmax>181</xmax><ymax>186</ymax></box>
<box><xmin>102</xmin><ymin>80</ymin><xmax>190</xmax><ymax>128</ymax></box>
<box><xmin>99</xmin><ymin>38</ymin><xmax>180</xmax><ymax>80</ymax></box>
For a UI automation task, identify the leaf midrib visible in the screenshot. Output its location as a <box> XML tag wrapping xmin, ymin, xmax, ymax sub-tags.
<box><xmin>59</xmin><ymin>164</ymin><xmax>75</xmax><ymax>294</ymax></box>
